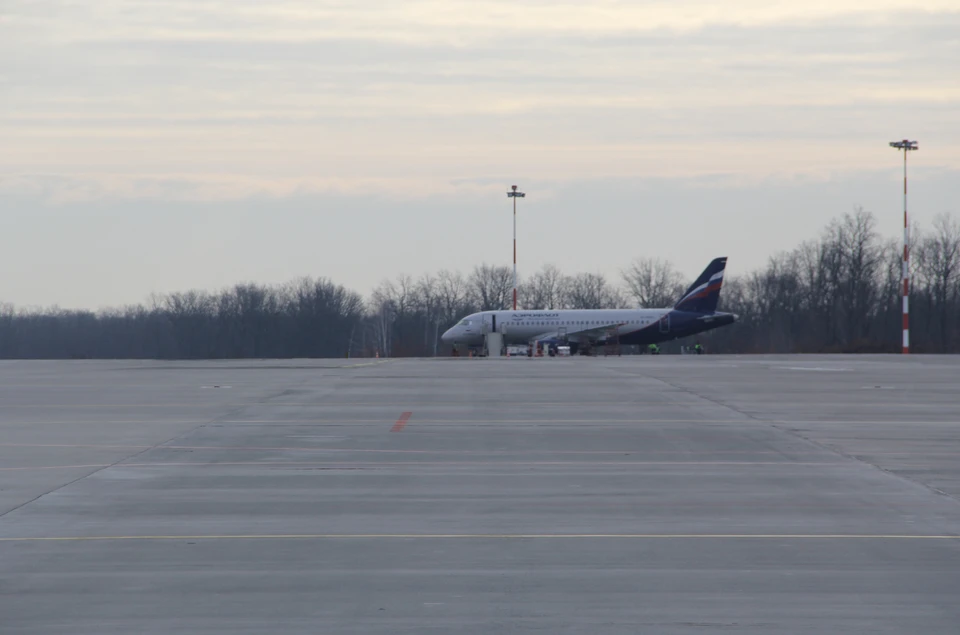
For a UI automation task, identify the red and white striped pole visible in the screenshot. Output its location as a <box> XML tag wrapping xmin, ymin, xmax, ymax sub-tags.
<box><xmin>507</xmin><ymin>185</ymin><xmax>525</xmax><ymax>310</ymax></box>
<box><xmin>889</xmin><ymin>140</ymin><xmax>918</xmax><ymax>354</ymax></box>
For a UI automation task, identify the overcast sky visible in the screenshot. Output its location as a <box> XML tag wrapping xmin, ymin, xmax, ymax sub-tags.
<box><xmin>2</xmin><ymin>1</ymin><xmax>958</xmax><ymax>309</ymax></box>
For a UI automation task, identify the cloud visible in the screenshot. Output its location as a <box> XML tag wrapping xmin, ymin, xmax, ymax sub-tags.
<box><xmin>8</xmin><ymin>1</ymin><xmax>959</xmax><ymax>41</ymax></box>
<box><xmin>1</xmin><ymin>1</ymin><xmax>958</xmax><ymax>306</ymax></box>
<box><xmin>1</xmin><ymin>168</ymin><xmax>957</xmax><ymax>310</ymax></box>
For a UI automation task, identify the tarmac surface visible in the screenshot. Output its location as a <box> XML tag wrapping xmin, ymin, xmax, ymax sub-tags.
<box><xmin>2</xmin><ymin>355</ymin><xmax>960</xmax><ymax>633</ymax></box>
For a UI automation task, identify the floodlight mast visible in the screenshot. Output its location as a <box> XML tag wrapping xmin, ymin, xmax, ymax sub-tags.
<box><xmin>507</xmin><ymin>185</ymin><xmax>526</xmax><ymax>310</ymax></box>
<box><xmin>889</xmin><ymin>140</ymin><xmax>918</xmax><ymax>354</ymax></box>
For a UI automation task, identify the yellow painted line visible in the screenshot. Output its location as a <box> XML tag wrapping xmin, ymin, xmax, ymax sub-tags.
<box><xmin>0</xmin><ymin>418</ymin><xmax>763</xmax><ymax>423</ymax></box>
<box><xmin>0</xmin><ymin>405</ymin><xmax>241</xmax><ymax>409</ymax></box>
<box><xmin>215</xmin><ymin>419</ymin><xmax>752</xmax><ymax>424</ymax></box>
<box><xmin>3</xmin><ymin>418</ymin><xmax>957</xmax><ymax>425</ymax></box>
<box><xmin>344</xmin><ymin>360</ymin><xmax>395</xmax><ymax>368</ymax></box>
<box><xmin>0</xmin><ymin>460</ymin><xmax>837</xmax><ymax>471</ymax></box>
<box><xmin>0</xmin><ymin>421</ymin><xmax>208</xmax><ymax>425</ymax></box>
<box><xmin>221</xmin><ymin>419</ymin><xmax>758</xmax><ymax>424</ymax></box>
<box><xmin>0</xmin><ymin>442</ymin><xmax>829</xmax><ymax>456</ymax></box>
<box><xmin>0</xmin><ymin>443</ymin><xmax>153</xmax><ymax>449</ymax></box>
<box><xmin>4</xmin><ymin>419</ymin><xmax>957</xmax><ymax>427</ymax></box>
<box><xmin>0</xmin><ymin>464</ymin><xmax>110</xmax><ymax>471</ymax></box>
<box><xmin>1</xmin><ymin>534</ymin><xmax>957</xmax><ymax>542</ymax></box>
<box><xmin>15</xmin><ymin>401</ymin><xmax>947</xmax><ymax>409</ymax></box>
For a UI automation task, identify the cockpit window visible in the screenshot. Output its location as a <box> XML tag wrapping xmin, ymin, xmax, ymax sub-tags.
<box><xmin>459</xmin><ymin>320</ymin><xmax>471</xmax><ymax>326</ymax></box>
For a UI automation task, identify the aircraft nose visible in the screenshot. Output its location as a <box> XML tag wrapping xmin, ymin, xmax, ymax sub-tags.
<box><xmin>441</xmin><ymin>328</ymin><xmax>455</xmax><ymax>342</ymax></box>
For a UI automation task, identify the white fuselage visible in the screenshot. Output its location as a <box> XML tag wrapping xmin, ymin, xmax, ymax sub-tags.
<box><xmin>440</xmin><ymin>308</ymin><xmax>671</xmax><ymax>346</ymax></box>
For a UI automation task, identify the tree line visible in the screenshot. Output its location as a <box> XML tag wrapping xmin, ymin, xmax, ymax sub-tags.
<box><xmin>1</xmin><ymin>208</ymin><xmax>957</xmax><ymax>358</ymax></box>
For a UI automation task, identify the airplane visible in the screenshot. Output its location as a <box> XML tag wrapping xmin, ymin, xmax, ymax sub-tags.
<box><xmin>440</xmin><ymin>257</ymin><xmax>736</xmax><ymax>354</ymax></box>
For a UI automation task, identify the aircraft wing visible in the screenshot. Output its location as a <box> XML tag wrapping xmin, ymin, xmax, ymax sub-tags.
<box><xmin>531</xmin><ymin>322</ymin><xmax>626</xmax><ymax>343</ymax></box>
<box><xmin>570</xmin><ymin>322</ymin><xmax>627</xmax><ymax>342</ymax></box>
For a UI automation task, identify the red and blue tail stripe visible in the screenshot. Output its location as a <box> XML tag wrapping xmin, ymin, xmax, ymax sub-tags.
<box><xmin>674</xmin><ymin>257</ymin><xmax>727</xmax><ymax>314</ymax></box>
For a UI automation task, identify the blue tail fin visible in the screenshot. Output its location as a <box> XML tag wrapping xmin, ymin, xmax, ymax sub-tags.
<box><xmin>674</xmin><ymin>257</ymin><xmax>727</xmax><ymax>313</ymax></box>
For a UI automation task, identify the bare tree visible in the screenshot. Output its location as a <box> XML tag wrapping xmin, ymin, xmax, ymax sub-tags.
<box><xmin>522</xmin><ymin>264</ymin><xmax>568</xmax><ymax>310</ymax></box>
<box><xmin>621</xmin><ymin>257</ymin><xmax>686</xmax><ymax>308</ymax></box>
<box><xmin>916</xmin><ymin>213</ymin><xmax>960</xmax><ymax>349</ymax></box>
<box><xmin>744</xmin><ymin>254</ymin><xmax>802</xmax><ymax>352</ymax></box>
<box><xmin>2</xmin><ymin>209</ymin><xmax>958</xmax><ymax>359</ymax></box>
<box><xmin>564</xmin><ymin>272</ymin><xmax>622</xmax><ymax>309</ymax></box>
<box><xmin>437</xmin><ymin>269</ymin><xmax>471</xmax><ymax>322</ymax></box>
<box><xmin>415</xmin><ymin>274</ymin><xmax>443</xmax><ymax>356</ymax></box>
<box><xmin>165</xmin><ymin>290</ymin><xmax>215</xmax><ymax>357</ymax></box>
<box><xmin>369</xmin><ymin>280</ymin><xmax>399</xmax><ymax>357</ymax></box>
<box><xmin>469</xmin><ymin>264</ymin><xmax>513</xmax><ymax>311</ymax></box>
<box><xmin>836</xmin><ymin>208</ymin><xmax>883</xmax><ymax>344</ymax></box>
<box><xmin>284</xmin><ymin>277</ymin><xmax>365</xmax><ymax>358</ymax></box>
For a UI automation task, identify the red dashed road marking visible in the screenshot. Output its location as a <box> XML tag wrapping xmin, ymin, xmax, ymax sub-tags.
<box><xmin>391</xmin><ymin>412</ymin><xmax>413</xmax><ymax>432</ymax></box>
